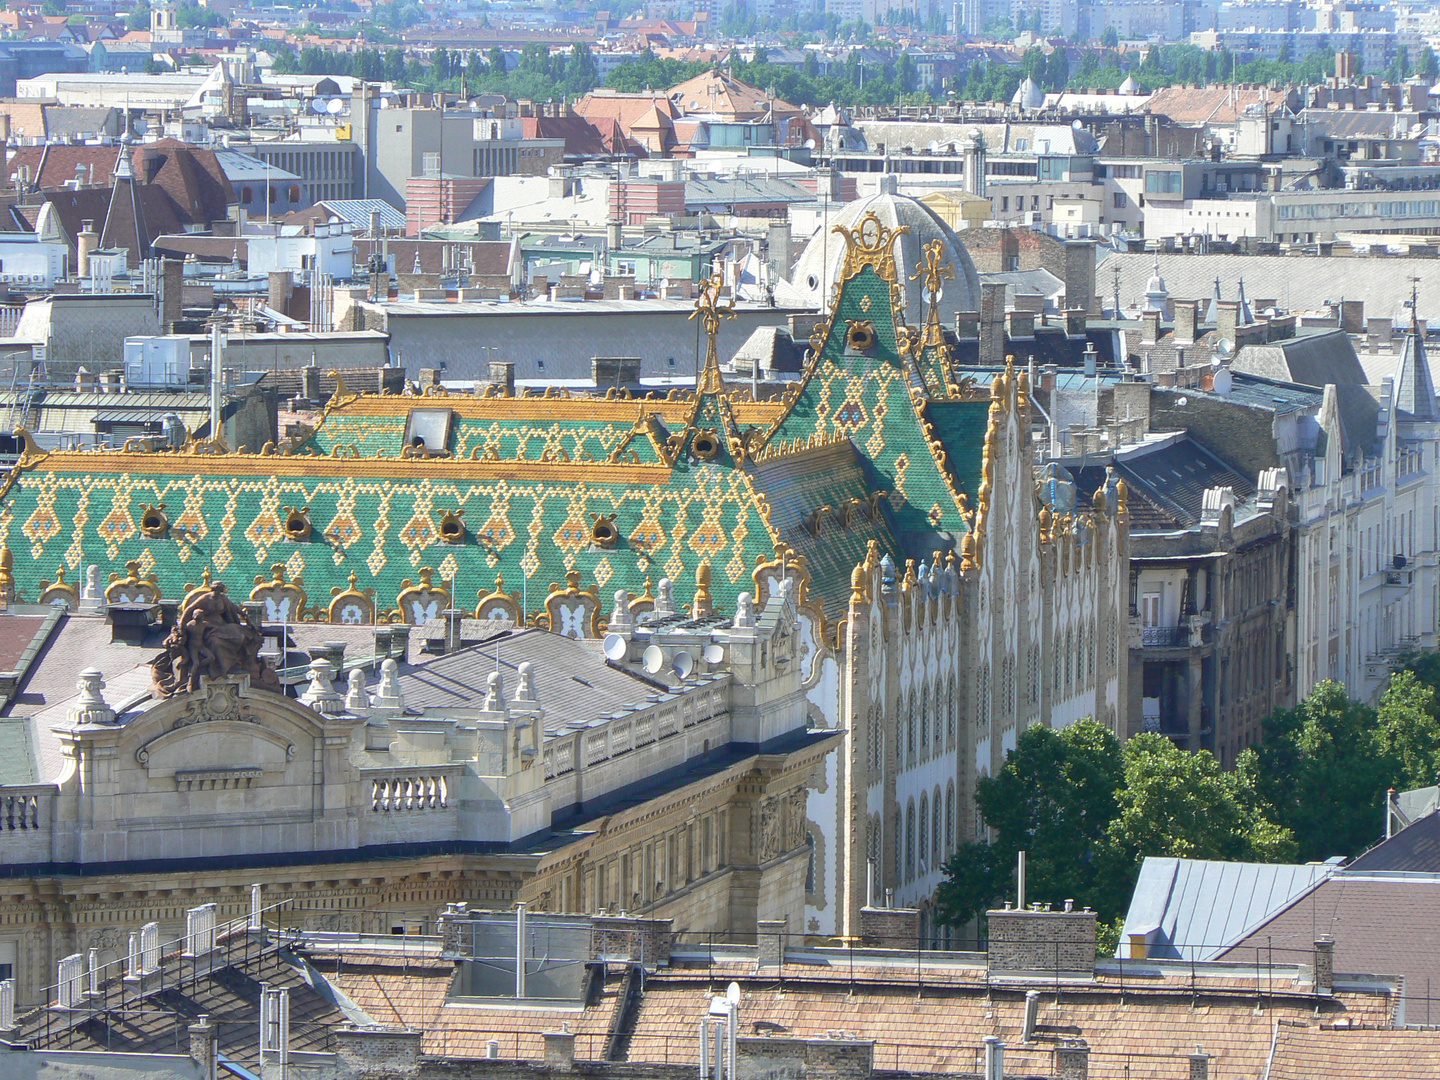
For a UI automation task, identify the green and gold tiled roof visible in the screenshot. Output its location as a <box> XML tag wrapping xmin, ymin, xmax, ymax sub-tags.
<box><xmin>0</xmin><ymin>215</ymin><xmax>1000</xmax><ymax>628</ymax></box>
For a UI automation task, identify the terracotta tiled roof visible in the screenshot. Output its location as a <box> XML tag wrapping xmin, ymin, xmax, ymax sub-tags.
<box><xmin>1145</xmin><ymin>85</ymin><xmax>1274</xmax><ymax>126</ymax></box>
<box><xmin>1269</xmin><ymin>1028</ymin><xmax>1440</xmax><ymax>1079</ymax></box>
<box><xmin>666</xmin><ymin>70</ymin><xmax>800</xmax><ymax>122</ymax></box>
<box><xmin>574</xmin><ymin>92</ymin><xmax>678</xmax><ymax>134</ymax></box>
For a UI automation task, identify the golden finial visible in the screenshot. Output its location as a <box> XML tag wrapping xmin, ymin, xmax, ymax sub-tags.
<box><xmin>689</xmin><ymin>274</ymin><xmax>736</xmax><ymax>396</ymax></box>
<box><xmin>960</xmin><ymin>533</ymin><xmax>976</xmax><ymax>570</ymax></box>
<box><xmin>1093</xmin><ymin>487</ymin><xmax>1108</xmax><ymax>514</ymax></box>
<box><xmin>911</xmin><ymin>238</ymin><xmax>954</xmax><ymax>300</ymax></box>
<box><xmin>902</xmin><ymin>559</ymin><xmax>917</xmax><ymax>587</ymax></box>
<box><xmin>692</xmin><ymin>560</ymin><xmax>713</xmax><ymax>617</ymax></box>
<box><xmin>1115</xmin><ymin>478</ymin><xmax>1130</xmax><ymax>514</ymax></box>
<box><xmin>850</xmin><ymin>563</ymin><xmax>867</xmax><ymax>604</ymax></box>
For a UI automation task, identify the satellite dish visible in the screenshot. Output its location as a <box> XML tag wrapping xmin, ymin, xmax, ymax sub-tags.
<box><xmin>703</xmin><ymin>643</ymin><xmax>724</xmax><ymax>665</ymax></box>
<box><xmin>673</xmin><ymin>651</ymin><xmax>694</xmax><ymax>680</ymax></box>
<box><xmin>1176</xmin><ymin>396</ymin><xmax>1188</xmax><ymax>406</ymax></box>
<box><xmin>803</xmin><ymin>138</ymin><xmax>815</xmax><ymax>150</ymax></box>
<box><xmin>377</xmin><ymin>97</ymin><xmax>390</xmax><ymax>109</ymax></box>
<box><xmin>310</xmin><ymin>97</ymin><xmax>326</xmax><ymax>114</ymax></box>
<box><xmin>327</xmin><ymin>98</ymin><xmax>345</xmax><ymax>115</ymax></box>
<box><xmin>1214</xmin><ymin>337</ymin><xmax>1234</xmax><ymax>360</ymax></box>
<box><xmin>642</xmin><ymin>645</ymin><xmax>665</xmax><ymax>674</ymax></box>
<box><xmin>603</xmin><ymin>634</ymin><xmax>628</xmax><ymax>661</ymax></box>
<box><xmin>726</xmin><ymin>982</ymin><xmax>741</xmax><ymax>1006</ymax></box>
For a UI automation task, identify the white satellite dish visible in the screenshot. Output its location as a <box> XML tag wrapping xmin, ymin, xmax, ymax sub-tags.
<box><xmin>641</xmin><ymin>645</ymin><xmax>665</xmax><ymax>675</ymax></box>
<box><xmin>672</xmin><ymin>651</ymin><xmax>694</xmax><ymax>680</ymax></box>
<box><xmin>326</xmin><ymin>98</ymin><xmax>345</xmax><ymax>115</ymax></box>
<box><xmin>726</xmin><ymin>982</ymin><xmax>741</xmax><ymax>1006</ymax></box>
<box><xmin>603</xmin><ymin>633</ymin><xmax>628</xmax><ymax>661</ymax></box>
<box><xmin>1214</xmin><ymin>337</ymin><xmax>1234</xmax><ymax>360</ymax></box>
<box><xmin>803</xmin><ymin>138</ymin><xmax>815</xmax><ymax>150</ymax></box>
<box><xmin>1176</xmin><ymin>396</ymin><xmax>1188</xmax><ymax>406</ymax></box>
<box><xmin>703</xmin><ymin>643</ymin><xmax>724</xmax><ymax>665</ymax></box>
<box><xmin>310</xmin><ymin>97</ymin><xmax>327</xmax><ymax>114</ymax></box>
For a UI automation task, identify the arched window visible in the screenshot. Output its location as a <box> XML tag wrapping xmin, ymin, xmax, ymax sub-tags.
<box><xmin>907</xmin><ymin>694</ymin><xmax>916</xmax><ymax>763</ymax></box>
<box><xmin>241</xmin><ymin>185</ymin><xmax>253</xmax><ymax>203</ymax></box>
<box><xmin>288</xmin><ymin>184</ymin><xmax>301</xmax><ymax>203</ymax></box>
<box><xmin>918</xmin><ymin>794</ymin><xmax>929</xmax><ymax>877</ymax></box>
<box><xmin>905</xmin><ymin>799</ymin><xmax>916</xmax><ymax>882</ymax></box>
<box><xmin>945</xmin><ymin>782</ymin><xmax>955</xmax><ymax>855</ymax></box>
<box><xmin>946</xmin><ymin>677</ymin><xmax>956</xmax><ymax>742</ymax></box>
<box><xmin>268</xmin><ymin>186</ymin><xmax>278</xmax><ymax>204</ymax></box>
<box><xmin>933</xmin><ymin>787</ymin><xmax>943</xmax><ymax>869</ymax></box>
<box><xmin>920</xmin><ymin>684</ymin><xmax>930</xmax><ymax>757</ymax></box>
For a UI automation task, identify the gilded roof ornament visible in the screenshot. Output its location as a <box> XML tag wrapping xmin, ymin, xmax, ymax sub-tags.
<box><xmin>836</xmin><ymin>211</ymin><xmax>910</xmax><ymax>285</ymax></box>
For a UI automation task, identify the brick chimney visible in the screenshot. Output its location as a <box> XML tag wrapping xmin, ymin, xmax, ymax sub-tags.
<box><xmin>1314</xmin><ymin>935</ymin><xmax>1334</xmax><ymax>994</ymax></box>
<box><xmin>757</xmin><ymin>919</ymin><xmax>786</xmax><ymax>966</ymax></box>
<box><xmin>979</xmin><ymin>281</ymin><xmax>1006</xmax><ymax>366</ymax></box>
<box><xmin>1056</xmin><ymin>1040</ymin><xmax>1089</xmax><ymax>1080</ymax></box>
<box><xmin>859</xmin><ymin>905</ymin><xmax>920</xmax><ymax>949</ymax></box>
<box><xmin>1140</xmin><ymin>310</ymin><xmax>1161</xmax><ymax>345</ymax></box>
<box><xmin>986</xmin><ymin>906</ymin><xmax>1097</xmax><ymax>977</ymax></box>
<box><xmin>1189</xmin><ymin>1050</ymin><xmax>1210</xmax><ymax>1080</ymax></box>
<box><xmin>1173</xmin><ymin>300</ymin><xmax>1198</xmax><ymax>345</ymax></box>
<box><xmin>1215</xmin><ymin>300</ymin><xmax>1240</xmax><ymax>344</ymax></box>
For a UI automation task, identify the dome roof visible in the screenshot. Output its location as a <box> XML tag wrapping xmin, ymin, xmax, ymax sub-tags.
<box><xmin>780</xmin><ymin>188</ymin><xmax>982</xmax><ymax>328</ymax></box>
<box><xmin>1012</xmin><ymin>76</ymin><xmax>1045</xmax><ymax>109</ymax></box>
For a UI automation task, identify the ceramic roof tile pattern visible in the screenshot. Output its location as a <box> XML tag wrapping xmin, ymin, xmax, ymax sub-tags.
<box><xmin>758</xmin><ymin>257</ymin><xmax>978</xmax><ymax>550</ymax></box>
<box><xmin>0</xmin><ymin>213</ymin><xmax>991</xmax><ymax>623</ymax></box>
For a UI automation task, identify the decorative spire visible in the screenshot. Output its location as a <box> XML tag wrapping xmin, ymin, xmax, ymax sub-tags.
<box><xmin>689</xmin><ymin>273</ymin><xmax>736</xmax><ymax>397</ymax></box>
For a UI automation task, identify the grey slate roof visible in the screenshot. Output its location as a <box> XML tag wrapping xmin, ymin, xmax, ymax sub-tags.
<box><xmin>1119</xmin><ymin>856</ymin><xmax>1333</xmax><ymax>961</ymax></box>
<box><xmin>395</xmin><ymin>627</ymin><xmax>693</xmax><ymax>733</ymax></box>
<box><xmin>1104</xmin><ymin>251</ymin><xmax>1440</xmax><ymax>326</ymax></box>
<box><xmin>1393</xmin><ymin>330</ymin><xmax>1440</xmax><ymax>421</ymax></box>
<box><xmin>1218</xmin><ymin>873</ymin><xmax>1440</xmax><ymax>1009</ymax></box>
<box><xmin>1346</xmin><ymin>812</ymin><xmax>1440</xmax><ymax>874</ymax></box>
<box><xmin>1232</xmin><ymin>330</ymin><xmax>1368</xmax><ymax>388</ymax></box>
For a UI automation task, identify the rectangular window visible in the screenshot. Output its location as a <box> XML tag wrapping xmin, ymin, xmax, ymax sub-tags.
<box><xmin>1141</xmin><ymin>592</ymin><xmax>1161</xmax><ymax>628</ymax></box>
<box><xmin>1113</xmin><ymin>191</ymin><xmax>1126</xmax><ymax>208</ymax></box>
<box><xmin>1145</xmin><ymin>170</ymin><xmax>1182</xmax><ymax>195</ymax></box>
<box><xmin>1000</xmin><ymin>196</ymin><xmax>1009</xmax><ymax>212</ymax></box>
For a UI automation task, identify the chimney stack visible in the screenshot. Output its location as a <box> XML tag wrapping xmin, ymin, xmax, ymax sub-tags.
<box><xmin>1141</xmin><ymin>310</ymin><xmax>1161</xmax><ymax>345</ymax></box>
<box><xmin>1216</xmin><ymin>300</ymin><xmax>1240</xmax><ymax>345</ymax></box>
<box><xmin>1314</xmin><ymin>935</ymin><xmax>1334</xmax><ymax>994</ymax></box>
<box><xmin>979</xmin><ymin>281</ymin><xmax>1005</xmax><ymax>366</ymax></box>
<box><xmin>1173</xmin><ymin>300</ymin><xmax>1197</xmax><ymax>345</ymax></box>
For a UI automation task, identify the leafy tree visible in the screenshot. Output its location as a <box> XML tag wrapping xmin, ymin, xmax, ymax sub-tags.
<box><xmin>1377</xmin><ymin>669</ymin><xmax>1440</xmax><ymax>791</ymax></box>
<box><xmin>1419</xmin><ymin>46</ymin><xmax>1438</xmax><ymax>80</ymax></box>
<box><xmin>176</xmin><ymin>2</ymin><xmax>222</xmax><ymax>28</ymax></box>
<box><xmin>1251</xmin><ymin>680</ymin><xmax>1389</xmax><ymax>862</ymax></box>
<box><xmin>895</xmin><ymin>51</ymin><xmax>917</xmax><ymax>94</ymax></box>
<box><xmin>1106</xmin><ymin>735</ymin><xmax>1296</xmax><ymax>867</ymax></box>
<box><xmin>1100</xmin><ymin>24</ymin><xmax>1118</xmax><ymax>47</ymax></box>
<box><xmin>384</xmin><ymin>47</ymin><xmax>405</xmax><ymax>83</ymax></box>
<box><xmin>564</xmin><ymin>42</ymin><xmax>599</xmax><ymax>95</ymax></box>
<box><xmin>488</xmin><ymin>45</ymin><xmax>507</xmax><ymax>75</ymax></box>
<box><xmin>40</xmin><ymin>0</ymin><xmax>64</xmax><ymax>14</ymax></box>
<box><xmin>127</xmin><ymin>0</ymin><xmax>150</xmax><ymax>30</ymax></box>
<box><xmin>935</xmin><ymin>720</ymin><xmax>1124</xmax><ymax>928</ymax></box>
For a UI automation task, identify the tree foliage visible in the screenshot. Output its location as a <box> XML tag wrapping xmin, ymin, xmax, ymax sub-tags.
<box><xmin>937</xmin><ymin>665</ymin><xmax>1440</xmax><ymax>934</ymax></box>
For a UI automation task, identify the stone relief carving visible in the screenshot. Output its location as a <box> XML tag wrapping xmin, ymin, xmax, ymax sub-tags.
<box><xmin>758</xmin><ymin>795</ymin><xmax>782</xmax><ymax>862</ymax></box>
<box><xmin>150</xmin><ymin>582</ymin><xmax>281</xmax><ymax>698</ymax></box>
<box><xmin>786</xmin><ymin>789</ymin><xmax>808</xmax><ymax>850</ymax></box>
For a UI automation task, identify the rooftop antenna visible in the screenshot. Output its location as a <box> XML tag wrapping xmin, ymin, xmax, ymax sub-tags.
<box><xmin>1111</xmin><ymin>262</ymin><xmax>1121</xmax><ymax>319</ymax></box>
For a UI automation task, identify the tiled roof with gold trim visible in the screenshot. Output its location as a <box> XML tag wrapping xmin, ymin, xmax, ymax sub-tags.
<box><xmin>0</xmin><ymin>213</ymin><xmax>997</xmax><ymax>628</ymax></box>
